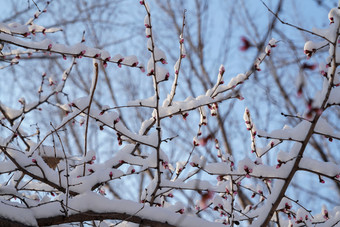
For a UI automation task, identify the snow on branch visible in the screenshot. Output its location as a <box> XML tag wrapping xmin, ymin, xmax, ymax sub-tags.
<box><xmin>1</xmin><ymin>1</ymin><xmax>340</xmax><ymax>226</ymax></box>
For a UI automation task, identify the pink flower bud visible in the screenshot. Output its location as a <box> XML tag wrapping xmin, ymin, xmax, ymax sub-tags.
<box><xmin>329</xmin><ymin>17</ymin><xmax>334</xmax><ymax>24</ymax></box>
<box><xmin>182</xmin><ymin>112</ymin><xmax>189</xmax><ymax>120</ymax></box>
<box><xmin>160</xmin><ymin>59</ymin><xmax>167</xmax><ymax>64</ymax></box>
<box><xmin>176</xmin><ymin>208</ymin><xmax>184</xmax><ymax>214</ymax></box>
<box><xmin>140</xmin><ymin>66</ymin><xmax>145</xmax><ymax>72</ymax></box>
<box><xmin>190</xmin><ymin>162</ymin><xmax>198</xmax><ymax>167</ymax></box>
<box><xmin>165</xmin><ymin>73</ymin><xmax>170</xmax><ymax>80</ymax></box>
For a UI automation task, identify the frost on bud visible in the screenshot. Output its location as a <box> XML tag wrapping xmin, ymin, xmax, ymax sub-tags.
<box><xmin>219</xmin><ymin>64</ymin><xmax>225</xmax><ymax>75</ymax></box>
<box><xmin>47</xmin><ymin>44</ymin><xmax>52</xmax><ymax>51</ymax></box>
<box><xmin>328</xmin><ymin>8</ymin><xmax>339</xmax><ymax>24</ymax></box>
<box><xmin>18</xmin><ymin>97</ymin><xmax>26</xmax><ymax>105</ymax></box>
<box><xmin>49</xmin><ymin>77</ymin><xmax>55</xmax><ymax>86</ymax></box>
<box><xmin>154</xmin><ymin>47</ymin><xmax>167</xmax><ymax>64</ymax></box>
<box><xmin>265</xmin><ymin>45</ymin><xmax>271</xmax><ymax>56</ymax></box>
<box><xmin>217</xmin><ymin>149</ymin><xmax>222</xmax><ymax>158</ymax></box>
<box><xmin>199</xmin><ymin>107</ymin><xmax>207</xmax><ymax>126</ymax></box>
<box><xmin>193</xmin><ymin>136</ymin><xmax>200</xmax><ymax>146</ymax></box>
<box><xmin>244</xmin><ymin>108</ymin><xmax>257</xmax><ymax>153</ymax></box>
<box><xmin>38</xmin><ymin>86</ymin><xmax>43</xmax><ymax>93</ymax></box>
<box><xmin>176</xmin><ymin>162</ymin><xmax>184</xmax><ymax>174</ymax></box>
<box><xmin>174</xmin><ymin>59</ymin><xmax>180</xmax><ymax>74</ymax></box>
<box><xmin>210</xmin><ymin>103</ymin><xmax>218</xmax><ymax>116</ymax></box>
<box><xmin>304</xmin><ymin>41</ymin><xmax>317</xmax><ymax>59</ymax></box>
<box><xmin>268</xmin><ymin>38</ymin><xmax>277</xmax><ymax>48</ymax></box>
<box><xmin>180</xmin><ymin>45</ymin><xmax>186</xmax><ymax>58</ymax></box>
<box><xmin>322</xmin><ymin>205</ymin><xmax>329</xmax><ymax>219</ymax></box>
<box><xmin>145</xmin><ymin>28</ymin><xmax>151</xmax><ymax>38</ymax></box>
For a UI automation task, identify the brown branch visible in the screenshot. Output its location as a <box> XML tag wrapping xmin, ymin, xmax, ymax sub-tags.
<box><xmin>83</xmin><ymin>62</ymin><xmax>99</xmax><ymax>176</ymax></box>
